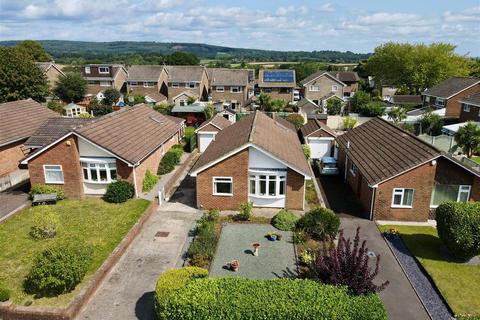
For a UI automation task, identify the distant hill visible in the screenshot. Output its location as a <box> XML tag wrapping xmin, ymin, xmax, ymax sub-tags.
<box><xmin>0</xmin><ymin>40</ymin><xmax>370</xmax><ymax>63</ymax></box>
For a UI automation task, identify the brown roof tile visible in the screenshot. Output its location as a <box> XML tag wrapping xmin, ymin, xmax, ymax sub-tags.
<box><xmin>127</xmin><ymin>65</ymin><xmax>165</xmax><ymax>81</ymax></box>
<box><xmin>460</xmin><ymin>92</ymin><xmax>480</xmax><ymax>107</ymax></box>
<box><xmin>423</xmin><ymin>77</ymin><xmax>480</xmax><ymax>98</ymax></box>
<box><xmin>166</xmin><ymin>66</ymin><xmax>205</xmax><ymax>82</ymax></box>
<box><xmin>332</xmin><ymin>71</ymin><xmax>359</xmax><ymax>83</ymax></box>
<box><xmin>389</xmin><ymin>95</ymin><xmax>422</xmax><ymax>105</ymax></box>
<box><xmin>299</xmin><ymin>70</ymin><xmax>345</xmax><ymax>86</ymax></box>
<box><xmin>301</xmin><ymin>119</ymin><xmax>335</xmax><ymax>138</ymax></box>
<box><xmin>207</xmin><ymin>68</ymin><xmax>249</xmax><ymax>86</ymax></box>
<box><xmin>25</xmin><ymin>118</ymin><xmax>94</xmax><ymax>148</ymax></box>
<box><xmin>336</xmin><ymin>117</ymin><xmax>441</xmax><ymax>186</ymax></box>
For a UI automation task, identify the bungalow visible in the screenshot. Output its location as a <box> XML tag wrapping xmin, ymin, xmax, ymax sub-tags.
<box><xmin>301</xmin><ymin>119</ymin><xmax>336</xmax><ymax>160</ymax></box>
<box><xmin>190</xmin><ymin>111</ymin><xmax>312</xmax><ymax>210</ymax></box>
<box><xmin>299</xmin><ymin>71</ymin><xmax>345</xmax><ymax>107</ymax></box>
<box><xmin>0</xmin><ymin>100</ymin><xmax>59</xmax><ymax>191</ymax></box>
<box><xmin>422</xmin><ymin>77</ymin><xmax>480</xmax><ymax>118</ymax></box>
<box><xmin>21</xmin><ymin>105</ymin><xmax>185</xmax><ymax>198</ymax></box>
<box><xmin>459</xmin><ymin>92</ymin><xmax>480</xmax><ymax>122</ymax></box>
<box><xmin>36</xmin><ymin>62</ymin><xmax>64</xmax><ymax>90</ymax></box>
<box><xmin>196</xmin><ymin>114</ymin><xmax>233</xmax><ymax>152</ymax></box>
<box><xmin>207</xmin><ymin>68</ymin><xmax>253</xmax><ymax>110</ymax></box>
<box><xmin>126</xmin><ymin>65</ymin><xmax>168</xmax><ymax>104</ymax></box>
<box><xmin>257</xmin><ymin>69</ymin><xmax>296</xmax><ymax>103</ymax></box>
<box><xmin>336</xmin><ymin>117</ymin><xmax>480</xmax><ymax>221</ymax></box>
<box><xmin>165</xmin><ymin>66</ymin><xmax>209</xmax><ymax>103</ymax></box>
<box><xmin>81</xmin><ymin>64</ymin><xmax>128</xmax><ymax>96</ymax></box>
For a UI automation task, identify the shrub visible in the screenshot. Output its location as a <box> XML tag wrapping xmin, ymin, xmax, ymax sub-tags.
<box><xmin>0</xmin><ymin>285</ymin><xmax>10</xmax><ymax>302</ymax></box>
<box><xmin>30</xmin><ymin>206</ymin><xmax>60</xmax><ymax>239</ymax></box>
<box><xmin>357</xmin><ymin>101</ymin><xmax>385</xmax><ymax>117</ymax></box>
<box><xmin>302</xmin><ymin>144</ymin><xmax>311</xmax><ymax>160</ymax></box>
<box><xmin>24</xmin><ymin>242</ymin><xmax>93</xmax><ymax>297</ymax></box>
<box><xmin>158</xmin><ymin>152</ymin><xmax>177</xmax><ymax>175</ymax></box>
<box><xmin>184</xmin><ymin>126</ymin><xmax>195</xmax><ymax>139</ymax></box>
<box><xmin>104</xmin><ymin>180</ymin><xmax>135</xmax><ymax>203</ymax></box>
<box><xmin>436</xmin><ymin>202</ymin><xmax>480</xmax><ymax>260</ymax></box>
<box><xmin>286</xmin><ymin>113</ymin><xmax>304</xmax><ymax>129</ymax></box>
<box><xmin>349</xmin><ymin>91</ymin><xmax>371</xmax><ymax>113</ymax></box>
<box><xmin>272</xmin><ymin>209</ymin><xmax>299</xmax><ymax>231</ymax></box>
<box><xmin>47</xmin><ymin>101</ymin><xmax>63</xmax><ymax>114</ymax></box>
<box><xmin>310</xmin><ymin>227</ymin><xmax>389</xmax><ymax>295</ymax></box>
<box><xmin>326</xmin><ymin>98</ymin><xmax>342</xmax><ymax>115</ymax></box>
<box><xmin>293</xmin><ymin>230</ymin><xmax>308</xmax><ymax>244</ymax></box>
<box><xmin>297</xmin><ymin>207</ymin><xmax>340</xmax><ymax>240</ymax></box>
<box><xmin>153</xmin><ymin>102</ymin><xmax>174</xmax><ymax>115</ymax></box>
<box><xmin>187</xmin><ymin>214</ymin><xmax>218</xmax><ymax>261</ymax></box>
<box><xmin>204</xmin><ymin>208</ymin><xmax>220</xmax><ymax>222</ymax></box>
<box><xmin>29</xmin><ymin>184</ymin><xmax>65</xmax><ymax>200</ymax></box>
<box><xmin>189</xmin><ymin>254</ymin><xmax>210</xmax><ymax>268</ymax></box>
<box><xmin>154</xmin><ymin>267</ymin><xmax>387</xmax><ymax>320</ymax></box>
<box><xmin>342</xmin><ymin>116</ymin><xmax>357</xmax><ymax>130</ymax></box>
<box><xmin>170</xmin><ymin>145</ymin><xmax>184</xmax><ymax>164</ymax></box>
<box><xmin>90</xmin><ymin>104</ymin><xmax>112</xmax><ymax>116</ymax></box>
<box><xmin>142</xmin><ymin>169</ymin><xmax>158</xmax><ymax>193</ymax></box>
<box><xmin>234</xmin><ymin>201</ymin><xmax>253</xmax><ymax>221</ymax></box>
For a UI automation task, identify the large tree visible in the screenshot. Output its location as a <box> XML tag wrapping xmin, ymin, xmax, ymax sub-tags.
<box><xmin>365</xmin><ymin>42</ymin><xmax>470</xmax><ymax>94</ymax></box>
<box><xmin>454</xmin><ymin>122</ymin><xmax>480</xmax><ymax>158</ymax></box>
<box><xmin>53</xmin><ymin>72</ymin><xmax>87</xmax><ymax>102</ymax></box>
<box><xmin>0</xmin><ymin>47</ymin><xmax>49</xmax><ymax>102</ymax></box>
<box><xmin>15</xmin><ymin>40</ymin><xmax>52</xmax><ymax>62</ymax></box>
<box><xmin>102</xmin><ymin>88</ymin><xmax>121</xmax><ymax>106</ymax></box>
<box><xmin>164</xmin><ymin>52</ymin><xmax>199</xmax><ymax>65</ymax></box>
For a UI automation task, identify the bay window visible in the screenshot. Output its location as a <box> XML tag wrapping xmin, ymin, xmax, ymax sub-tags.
<box><xmin>43</xmin><ymin>165</ymin><xmax>64</xmax><ymax>184</ymax></box>
<box><xmin>391</xmin><ymin>188</ymin><xmax>414</xmax><ymax>208</ymax></box>
<box><xmin>81</xmin><ymin>160</ymin><xmax>117</xmax><ymax>183</ymax></box>
<box><xmin>213</xmin><ymin>177</ymin><xmax>232</xmax><ymax>196</ymax></box>
<box><xmin>249</xmin><ymin>174</ymin><xmax>286</xmax><ymax>197</ymax></box>
<box><xmin>430</xmin><ymin>184</ymin><xmax>471</xmax><ymax>207</ymax></box>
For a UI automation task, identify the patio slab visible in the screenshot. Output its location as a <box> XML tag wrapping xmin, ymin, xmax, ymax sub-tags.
<box><xmin>209</xmin><ymin>223</ymin><xmax>297</xmax><ymax>279</ymax></box>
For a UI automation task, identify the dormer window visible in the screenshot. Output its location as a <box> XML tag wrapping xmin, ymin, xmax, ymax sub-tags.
<box><xmin>85</xmin><ymin>66</ymin><xmax>91</xmax><ymax>74</ymax></box>
<box><xmin>99</xmin><ymin>67</ymin><xmax>110</xmax><ymax>74</ymax></box>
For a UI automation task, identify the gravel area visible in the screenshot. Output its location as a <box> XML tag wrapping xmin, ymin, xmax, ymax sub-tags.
<box><xmin>384</xmin><ymin>234</ymin><xmax>454</xmax><ymax>320</ymax></box>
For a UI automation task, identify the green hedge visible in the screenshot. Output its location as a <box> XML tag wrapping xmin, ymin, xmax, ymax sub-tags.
<box><xmin>187</xmin><ymin>214</ymin><xmax>218</xmax><ymax>267</ymax></box>
<box><xmin>154</xmin><ymin>267</ymin><xmax>387</xmax><ymax>320</ymax></box>
<box><xmin>158</xmin><ymin>151</ymin><xmax>178</xmax><ymax>175</ymax></box>
<box><xmin>436</xmin><ymin>201</ymin><xmax>480</xmax><ymax>260</ymax></box>
<box><xmin>29</xmin><ymin>184</ymin><xmax>65</xmax><ymax>200</ymax></box>
<box><xmin>297</xmin><ymin>207</ymin><xmax>340</xmax><ymax>240</ymax></box>
<box><xmin>142</xmin><ymin>169</ymin><xmax>158</xmax><ymax>193</ymax></box>
<box><xmin>0</xmin><ymin>285</ymin><xmax>10</xmax><ymax>302</ymax></box>
<box><xmin>272</xmin><ymin>209</ymin><xmax>299</xmax><ymax>231</ymax></box>
<box><xmin>104</xmin><ymin>180</ymin><xmax>135</xmax><ymax>203</ymax></box>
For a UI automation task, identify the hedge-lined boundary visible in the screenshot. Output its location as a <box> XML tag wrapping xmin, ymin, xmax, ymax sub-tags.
<box><xmin>155</xmin><ymin>267</ymin><xmax>387</xmax><ymax>320</ymax></box>
<box><xmin>0</xmin><ymin>201</ymin><xmax>157</xmax><ymax>320</ymax></box>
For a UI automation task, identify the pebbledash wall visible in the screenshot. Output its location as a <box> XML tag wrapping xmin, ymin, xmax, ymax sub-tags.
<box><xmin>196</xmin><ymin>147</ymin><xmax>305</xmax><ymax>210</ymax></box>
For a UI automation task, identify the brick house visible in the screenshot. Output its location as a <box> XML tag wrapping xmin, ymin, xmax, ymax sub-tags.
<box><xmin>21</xmin><ymin>105</ymin><xmax>185</xmax><ymax>198</ymax></box>
<box><xmin>81</xmin><ymin>64</ymin><xmax>128</xmax><ymax>96</ymax></box>
<box><xmin>422</xmin><ymin>77</ymin><xmax>480</xmax><ymax>118</ymax></box>
<box><xmin>257</xmin><ymin>70</ymin><xmax>296</xmax><ymax>103</ymax></box>
<box><xmin>301</xmin><ymin>118</ymin><xmax>336</xmax><ymax>160</ymax></box>
<box><xmin>126</xmin><ymin>65</ymin><xmax>168</xmax><ymax>104</ymax></box>
<box><xmin>459</xmin><ymin>92</ymin><xmax>480</xmax><ymax>122</ymax></box>
<box><xmin>190</xmin><ymin>111</ymin><xmax>312</xmax><ymax>210</ymax></box>
<box><xmin>336</xmin><ymin>117</ymin><xmax>480</xmax><ymax>221</ymax></box>
<box><xmin>36</xmin><ymin>62</ymin><xmax>65</xmax><ymax>91</ymax></box>
<box><xmin>196</xmin><ymin>114</ymin><xmax>233</xmax><ymax>153</ymax></box>
<box><xmin>299</xmin><ymin>71</ymin><xmax>346</xmax><ymax>106</ymax></box>
<box><xmin>207</xmin><ymin>68</ymin><xmax>254</xmax><ymax>110</ymax></box>
<box><xmin>0</xmin><ymin>99</ymin><xmax>59</xmax><ymax>191</ymax></box>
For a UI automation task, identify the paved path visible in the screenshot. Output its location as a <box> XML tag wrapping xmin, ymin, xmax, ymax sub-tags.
<box><xmin>339</xmin><ymin>215</ymin><xmax>430</xmax><ymax>320</ymax></box>
<box><xmin>78</xmin><ymin>203</ymin><xmax>200</xmax><ymax>320</ymax></box>
<box><xmin>0</xmin><ymin>185</ymin><xmax>30</xmax><ymax>222</ymax></box>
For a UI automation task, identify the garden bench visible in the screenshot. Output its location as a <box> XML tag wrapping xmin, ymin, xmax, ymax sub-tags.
<box><xmin>32</xmin><ymin>193</ymin><xmax>57</xmax><ymax>206</ymax></box>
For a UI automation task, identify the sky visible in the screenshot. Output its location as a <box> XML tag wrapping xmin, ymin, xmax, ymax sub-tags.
<box><xmin>0</xmin><ymin>0</ymin><xmax>479</xmax><ymax>55</ymax></box>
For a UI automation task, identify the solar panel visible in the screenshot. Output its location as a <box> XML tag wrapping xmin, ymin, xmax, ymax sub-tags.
<box><xmin>263</xmin><ymin>70</ymin><xmax>294</xmax><ymax>83</ymax></box>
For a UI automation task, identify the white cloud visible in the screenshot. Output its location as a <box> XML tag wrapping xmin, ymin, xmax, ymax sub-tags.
<box><xmin>319</xmin><ymin>3</ymin><xmax>335</xmax><ymax>12</ymax></box>
<box><xmin>443</xmin><ymin>6</ymin><xmax>480</xmax><ymax>23</ymax></box>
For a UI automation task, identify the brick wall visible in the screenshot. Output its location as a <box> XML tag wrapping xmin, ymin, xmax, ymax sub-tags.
<box><xmin>459</xmin><ymin>104</ymin><xmax>480</xmax><ymax>122</ymax></box>
<box><xmin>0</xmin><ymin>140</ymin><xmax>26</xmax><ymax>177</ymax></box>
<box><xmin>28</xmin><ymin>136</ymin><xmax>84</xmax><ymax>198</ymax></box>
<box><xmin>374</xmin><ymin>162</ymin><xmax>436</xmax><ymax>221</ymax></box>
<box><xmin>445</xmin><ymin>84</ymin><xmax>480</xmax><ymax>118</ymax></box>
<box><xmin>196</xmin><ymin>149</ymin><xmax>249</xmax><ymax>210</ymax></box>
<box><xmin>285</xmin><ymin>169</ymin><xmax>305</xmax><ymax>210</ymax></box>
<box><xmin>435</xmin><ymin>157</ymin><xmax>480</xmax><ymax>202</ymax></box>
<box><xmin>210</xmin><ymin>86</ymin><xmax>247</xmax><ymax>106</ymax></box>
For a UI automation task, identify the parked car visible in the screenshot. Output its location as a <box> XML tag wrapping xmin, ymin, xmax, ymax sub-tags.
<box><xmin>293</xmin><ymin>89</ymin><xmax>300</xmax><ymax>101</ymax></box>
<box><xmin>319</xmin><ymin>156</ymin><xmax>339</xmax><ymax>175</ymax></box>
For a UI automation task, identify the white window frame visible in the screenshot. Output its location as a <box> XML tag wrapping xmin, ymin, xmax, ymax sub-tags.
<box><xmin>81</xmin><ymin>160</ymin><xmax>117</xmax><ymax>184</ymax></box>
<box><xmin>435</xmin><ymin>98</ymin><xmax>445</xmax><ymax>107</ymax></box>
<box><xmin>457</xmin><ymin>185</ymin><xmax>471</xmax><ymax>202</ymax></box>
<box><xmin>98</xmin><ymin>66</ymin><xmax>110</xmax><ymax>74</ymax></box>
<box><xmin>213</xmin><ymin>176</ymin><xmax>233</xmax><ymax>196</ymax></box>
<box><xmin>179</xmin><ymin>99</ymin><xmax>186</xmax><ymax>106</ymax></box>
<box><xmin>143</xmin><ymin>81</ymin><xmax>155</xmax><ymax>88</ymax></box>
<box><xmin>186</xmin><ymin>82</ymin><xmax>196</xmax><ymax>89</ymax></box>
<box><xmin>100</xmin><ymin>81</ymin><xmax>111</xmax><ymax>87</ymax></box>
<box><xmin>85</xmin><ymin>66</ymin><xmax>91</xmax><ymax>74</ymax></box>
<box><xmin>332</xmin><ymin>85</ymin><xmax>338</xmax><ymax>92</ymax></box>
<box><xmin>463</xmin><ymin>104</ymin><xmax>470</xmax><ymax>112</ymax></box>
<box><xmin>309</xmin><ymin>85</ymin><xmax>320</xmax><ymax>92</ymax></box>
<box><xmin>216</xmin><ymin>86</ymin><xmax>224</xmax><ymax>92</ymax></box>
<box><xmin>43</xmin><ymin>165</ymin><xmax>64</xmax><ymax>184</ymax></box>
<box><xmin>391</xmin><ymin>188</ymin><xmax>414</xmax><ymax>208</ymax></box>
<box><xmin>350</xmin><ymin>162</ymin><xmax>358</xmax><ymax>176</ymax></box>
<box><xmin>425</xmin><ymin>96</ymin><xmax>430</xmax><ymax>102</ymax></box>
<box><xmin>248</xmin><ymin>173</ymin><xmax>286</xmax><ymax>198</ymax></box>
<box><xmin>230</xmin><ymin>86</ymin><xmax>240</xmax><ymax>93</ymax></box>
<box><xmin>172</xmin><ymin>82</ymin><xmax>179</xmax><ymax>88</ymax></box>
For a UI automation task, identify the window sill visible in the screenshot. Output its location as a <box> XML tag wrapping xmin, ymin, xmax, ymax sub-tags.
<box><xmin>391</xmin><ymin>205</ymin><xmax>413</xmax><ymax>209</ymax></box>
<box><xmin>249</xmin><ymin>194</ymin><xmax>285</xmax><ymax>200</ymax></box>
<box><xmin>84</xmin><ymin>180</ymin><xmax>115</xmax><ymax>185</ymax></box>
<box><xmin>45</xmin><ymin>181</ymin><xmax>64</xmax><ymax>185</ymax></box>
<box><xmin>213</xmin><ymin>193</ymin><xmax>233</xmax><ymax>197</ymax></box>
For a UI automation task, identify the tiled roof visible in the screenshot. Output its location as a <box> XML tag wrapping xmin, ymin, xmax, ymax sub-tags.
<box><xmin>332</xmin><ymin>71</ymin><xmax>359</xmax><ymax>83</ymax></box>
<box><xmin>301</xmin><ymin>119</ymin><xmax>335</xmax><ymax>137</ymax></box>
<box><xmin>165</xmin><ymin>66</ymin><xmax>205</xmax><ymax>82</ymax></box>
<box><xmin>0</xmin><ymin>99</ymin><xmax>59</xmax><ymax>147</ymax></box>
<box><xmin>198</xmin><ymin>114</ymin><xmax>232</xmax><ymax>131</ymax></box>
<box><xmin>145</xmin><ymin>92</ymin><xmax>167</xmax><ymax>103</ymax></box>
<box><xmin>75</xmin><ymin>104</ymin><xmax>184</xmax><ymax>164</ymax></box>
<box><xmin>25</xmin><ymin>118</ymin><xmax>93</xmax><ymax>148</ymax></box>
<box><xmin>207</xmin><ymin>68</ymin><xmax>249</xmax><ymax>86</ymax></box>
<box><xmin>191</xmin><ymin>111</ymin><xmax>311</xmax><ymax>176</ymax></box>
<box><xmin>389</xmin><ymin>95</ymin><xmax>422</xmax><ymax>105</ymax></box>
<box><xmin>81</xmin><ymin>64</ymin><xmax>125</xmax><ymax>79</ymax></box>
<box><xmin>272</xmin><ymin>114</ymin><xmax>296</xmax><ymax>132</ymax></box>
<box><xmin>299</xmin><ymin>71</ymin><xmax>345</xmax><ymax>86</ymax></box>
<box><xmin>336</xmin><ymin>117</ymin><xmax>441</xmax><ymax>186</ymax></box>
<box><xmin>460</xmin><ymin>92</ymin><xmax>480</xmax><ymax>107</ymax></box>
<box><xmin>423</xmin><ymin>77</ymin><xmax>480</xmax><ymax>98</ymax></box>
<box><xmin>127</xmin><ymin>65</ymin><xmax>165</xmax><ymax>81</ymax></box>
<box><xmin>258</xmin><ymin>69</ymin><xmax>296</xmax><ymax>88</ymax></box>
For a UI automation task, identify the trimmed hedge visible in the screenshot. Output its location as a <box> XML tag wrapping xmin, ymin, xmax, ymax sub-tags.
<box><xmin>187</xmin><ymin>214</ymin><xmax>218</xmax><ymax>265</ymax></box>
<box><xmin>104</xmin><ymin>180</ymin><xmax>135</xmax><ymax>203</ymax></box>
<box><xmin>158</xmin><ymin>151</ymin><xmax>177</xmax><ymax>175</ymax></box>
<box><xmin>272</xmin><ymin>209</ymin><xmax>299</xmax><ymax>231</ymax></box>
<box><xmin>142</xmin><ymin>169</ymin><xmax>158</xmax><ymax>193</ymax></box>
<box><xmin>436</xmin><ymin>201</ymin><xmax>480</xmax><ymax>260</ymax></box>
<box><xmin>297</xmin><ymin>207</ymin><xmax>340</xmax><ymax>240</ymax></box>
<box><xmin>154</xmin><ymin>267</ymin><xmax>387</xmax><ymax>320</ymax></box>
<box><xmin>29</xmin><ymin>184</ymin><xmax>65</xmax><ymax>200</ymax></box>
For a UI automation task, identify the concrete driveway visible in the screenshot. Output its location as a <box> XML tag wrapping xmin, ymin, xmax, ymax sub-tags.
<box><xmin>339</xmin><ymin>215</ymin><xmax>429</xmax><ymax>320</ymax></box>
<box><xmin>0</xmin><ymin>183</ymin><xmax>30</xmax><ymax>222</ymax></box>
<box><xmin>79</xmin><ymin>202</ymin><xmax>200</xmax><ymax>320</ymax></box>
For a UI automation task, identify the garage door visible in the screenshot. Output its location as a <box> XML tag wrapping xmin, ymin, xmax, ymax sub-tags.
<box><xmin>199</xmin><ymin>133</ymin><xmax>215</xmax><ymax>152</ymax></box>
<box><xmin>309</xmin><ymin>139</ymin><xmax>331</xmax><ymax>159</ymax></box>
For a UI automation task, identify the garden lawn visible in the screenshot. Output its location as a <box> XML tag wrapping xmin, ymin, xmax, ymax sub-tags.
<box><xmin>379</xmin><ymin>225</ymin><xmax>480</xmax><ymax>318</ymax></box>
<box><xmin>472</xmin><ymin>156</ymin><xmax>480</xmax><ymax>165</ymax></box>
<box><xmin>0</xmin><ymin>198</ymin><xmax>150</xmax><ymax>307</ymax></box>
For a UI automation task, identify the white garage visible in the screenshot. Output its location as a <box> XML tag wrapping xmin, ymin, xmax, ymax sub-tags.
<box><xmin>301</xmin><ymin>117</ymin><xmax>336</xmax><ymax>160</ymax></box>
<box><xmin>198</xmin><ymin>132</ymin><xmax>216</xmax><ymax>152</ymax></box>
<box><xmin>195</xmin><ymin>114</ymin><xmax>233</xmax><ymax>153</ymax></box>
<box><xmin>308</xmin><ymin>137</ymin><xmax>334</xmax><ymax>159</ymax></box>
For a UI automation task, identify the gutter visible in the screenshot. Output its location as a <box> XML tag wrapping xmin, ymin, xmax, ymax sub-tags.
<box><xmin>369</xmin><ymin>186</ymin><xmax>377</xmax><ymax>221</ymax></box>
<box><xmin>132</xmin><ymin>166</ymin><xmax>139</xmax><ymax>198</ymax></box>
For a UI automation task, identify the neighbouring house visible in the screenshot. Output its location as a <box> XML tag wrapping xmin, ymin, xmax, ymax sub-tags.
<box><xmin>216</xmin><ymin>108</ymin><xmax>237</xmax><ymax>123</ymax></box>
<box><xmin>299</xmin><ymin>71</ymin><xmax>345</xmax><ymax>107</ymax></box>
<box><xmin>442</xmin><ymin>121</ymin><xmax>480</xmax><ymax>136</ymax></box>
<box><xmin>336</xmin><ymin>117</ymin><xmax>480</xmax><ymax>221</ymax></box>
<box><xmin>297</xmin><ymin>98</ymin><xmax>326</xmax><ymax>116</ymax></box>
<box><xmin>196</xmin><ymin>114</ymin><xmax>233</xmax><ymax>152</ymax></box>
<box><xmin>36</xmin><ymin>62</ymin><xmax>65</xmax><ymax>91</ymax></box>
<box><xmin>172</xmin><ymin>90</ymin><xmax>199</xmax><ymax>106</ymax></box>
<box><xmin>301</xmin><ymin>119</ymin><xmax>336</xmax><ymax>160</ymax></box>
<box><xmin>64</xmin><ymin>102</ymin><xmax>87</xmax><ymax>117</ymax></box>
<box><xmin>165</xmin><ymin>66</ymin><xmax>209</xmax><ymax>103</ymax></box>
<box><xmin>81</xmin><ymin>64</ymin><xmax>128</xmax><ymax>96</ymax></box>
<box><xmin>0</xmin><ymin>99</ymin><xmax>59</xmax><ymax>191</ymax></box>
<box><xmin>21</xmin><ymin>104</ymin><xmax>185</xmax><ymax>198</ymax></box>
<box><xmin>459</xmin><ymin>92</ymin><xmax>480</xmax><ymax>122</ymax></box>
<box><xmin>381</xmin><ymin>86</ymin><xmax>398</xmax><ymax>101</ymax></box>
<box><xmin>330</xmin><ymin>71</ymin><xmax>360</xmax><ymax>99</ymax></box>
<box><xmin>207</xmin><ymin>68</ymin><xmax>253</xmax><ymax>111</ymax></box>
<box><xmin>126</xmin><ymin>65</ymin><xmax>168</xmax><ymax>104</ymax></box>
<box><xmin>422</xmin><ymin>77</ymin><xmax>480</xmax><ymax>118</ymax></box>
<box><xmin>190</xmin><ymin>111</ymin><xmax>312</xmax><ymax>210</ymax></box>
<box><xmin>387</xmin><ymin>95</ymin><xmax>422</xmax><ymax>109</ymax></box>
<box><xmin>257</xmin><ymin>69</ymin><xmax>296</xmax><ymax>103</ymax></box>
